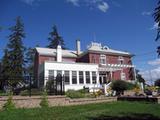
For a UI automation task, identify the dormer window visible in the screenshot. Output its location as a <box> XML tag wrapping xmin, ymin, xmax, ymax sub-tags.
<box><xmin>118</xmin><ymin>56</ymin><xmax>124</xmax><ymax>64</ymax></box>
<box><xmin>100</xmin><ymin>54</ymin><xmax>106</xmax><ymax>65</ymax></box>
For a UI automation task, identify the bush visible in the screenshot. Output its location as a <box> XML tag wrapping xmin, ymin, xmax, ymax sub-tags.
<box><xmin>111</xmin><ymin>80</ymin><xmax>135</xmax><ymax>96</ymax></box>
<box><xmin>20</xmin><ymin>89</ymin><xmax>43</xmax><ymax>96</ymax></box>
<box><xmin>65</xmin><ymin>90</ymin><xmax>85</xmax><ymax>98</ymax></box>
<box><xmin>3</xmin><ymin>92</ymin><xmax>15</xmax><ymax>111</ymax></box>
<box><xmin>46</xmin><ymin>80</ymin><xmax>55</xmax><ymax>95</ymax></box>
<box><xmin>39</xmin><ymin>90</ymin><xmax>49</xmax><ymax>108</ymax></box>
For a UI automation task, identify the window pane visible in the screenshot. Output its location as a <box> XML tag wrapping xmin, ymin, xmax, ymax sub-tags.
<box><xmin>92</xmin><ymin>72</ymin><xmax>96</xmax><ymax>84</ymax></box>
<box><xmin>86</xmin><ymin>71</ymin><xmax>90</xmax><ymax>84</ymax></box>
<box><xmin>64</xmin><ymin>71</ymin><xmax>70</xmax><ymax>85</ymax></box>
<box><xmin>57</xmin><ymin>70</ymin><xmax>62</xmax><ymax>75</ymax></box>
<box><xmin>48</xmin><ymin>70</ymin><xmax>54</xmax><ymax>80</ymax></box>
<box><xmin>100</xmin><ymin>54</ymin><xmax>106</xmax><ymax>65</ymax></box>
<box><xmin>79</xmin><ymin>71</ymin><xmax>84</xmax><ymax>84</ymax></box>
<box><xmin>72</xmin><ymin>71</ymin><xmax>77</xmax><ymax>84</ymax></box>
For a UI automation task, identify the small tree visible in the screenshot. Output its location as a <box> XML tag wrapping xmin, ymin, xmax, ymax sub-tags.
<box><xmin>3</xmin><ymin>92</ymin><xmax>15</xmax><ymax>111</ymax></box>
<box><xmin>155</xmin><ymin>79</ymin><xmax>160</xmax><ymax>86</ymax></box>
<box><xmin>111</xmin><ymin>80</ymin><xmax>134</xmax><ymax>96</ymax></box>
<box><xmin>39</xmin><ymin>90</ymin><xmax>49</xmax><ymax>108</ymax></box>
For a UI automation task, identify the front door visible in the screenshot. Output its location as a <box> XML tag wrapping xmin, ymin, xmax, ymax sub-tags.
<box><xmin>99</xmin><ymin>75</ymin><xmax>107</xmax><ymax>84</ymax></box>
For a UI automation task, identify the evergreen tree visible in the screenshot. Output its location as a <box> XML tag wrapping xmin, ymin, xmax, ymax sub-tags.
<box><xmin>154</xmin><ymin>1</ymin><xmax>160</xmax><ymax>56</ymax></box>
<box><xmin>1</xmin><ymin>49</ymin><xmax>10</xmax><ymax>90</ymax></box>
<box><xmin>7</xmin><ymin>16</ymin><xmax>25</xmax><ymax>87</ymax></box>
<box><xmin>25</xmin><ymin>47</ymin><xmax>35</xmax><ymax>75</ymax></box>
<box><xmin>47</xmin><ymin>25</ymin><xmax>66</xmax><ymax>49</ymax></box>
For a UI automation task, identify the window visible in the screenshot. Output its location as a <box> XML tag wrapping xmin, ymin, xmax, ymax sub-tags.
<box><xmin>118</xmin><ymin>56</ymin><xmax>124</xmax><ymax>64</ymax></box>
<box><xmin>72</xmin><ymin>71</ymin><xmax>77</xmax><ymax>84</ymax></box>
<box><xmin>48</xmin><ymin>70</ymin><xmax>54</xmax><ymax>80</ymax></box>
<box><xmin>100</xmin><ymin>54</ymin><xmax>106</xmax><ymax>65</ymax></box>
<box><xmin>57</xmin><ymin>70</ymin><xmax>62</xmax><ymax>76</ymax></box>
<box><xmin>92</xmin><ymin>72</ymin><xmax>96</xmax><ymax>84</ymax></box>
<box><xmin>64</xmin><ymin>71</ymin><xmax>70</xmax><ymax>85</ymax></box>
<box><xmin>79</xmin><ymin>71</ymin><xmax>84</xmax><ymax>84</ymax></box>
<box><xmin>86</xmin><ymin>71</ymin><xmax>90</xmax><ymax>84</ymax></box>
<box><xmin>121</xmin><ymin>72</ymin><xmax>126</xmax><ymax>80</ymax></box>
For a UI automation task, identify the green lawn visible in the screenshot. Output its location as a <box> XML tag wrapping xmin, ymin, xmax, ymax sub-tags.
<box><xmin>0</xmin><ymin>101</ymin><xmax>160</xmax><ymax>120</ymax></box>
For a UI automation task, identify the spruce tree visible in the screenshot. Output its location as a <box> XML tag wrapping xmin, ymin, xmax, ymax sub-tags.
<box><xmin>1</xmin><ymin>49</ymin><xmax>10</xmax><ymax>90</ymax></box>
<box><xmin>154</xmin><ymin>1</ymin><xmax>160</xmax><ymax>56</ymax></box>
<box><xmin>7</xmin><ymin>16</ymin><xmax>25</xmax><ymax>87</ymax></box>
<box><xmin>47</xmin><ymin>25</ymin><xmax>66</xmax><ymax>49</ymax></box>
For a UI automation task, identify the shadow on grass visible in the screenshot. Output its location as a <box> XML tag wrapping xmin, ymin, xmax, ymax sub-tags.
<box><xmin>88</xmin><ymin>113</ymin><xmax>160</xmax><ymax>120</ymax></box>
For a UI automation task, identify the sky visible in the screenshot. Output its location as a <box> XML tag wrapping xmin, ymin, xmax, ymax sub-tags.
<box><xmin>0</xmin><ymin>0</ymin><xmax>160</xmax><ymax>84</ymax></box>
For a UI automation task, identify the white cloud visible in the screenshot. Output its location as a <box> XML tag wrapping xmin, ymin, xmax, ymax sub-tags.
<box><xmin>140</xmin><ymin>67</ymin><xmax>160</xmax><ymax>85</ymax></box>
<box><xmin>97</xmin><ymin>2</ymin><xmax>109</xmax><ymax>12</ymax></box>
<box><xmin>67</xmin><ymin>0</ymin><xmax>79</xmax><ymax>6</ymax></box>
<box><xmin>66</xmin><ymin>0</ymin><xmax>109</xmax><ymax>13</ymax></box>
<box><xmin>148</xmin><ymin>59</ymin><xmax>160</xmax><ymax>66</ymax></box>
<box><xmin>142</xmin><ymin>11</ymin><xmax>152</xmax><ymax>16</ymax></box>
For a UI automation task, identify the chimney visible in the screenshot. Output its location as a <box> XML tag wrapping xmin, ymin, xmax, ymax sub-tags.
<box><xmin>76</xmin><ymin>39</ymin><xmax>81</xmax><ymax>55</ymax></box>
<box><xmin>57</xmin><ymin>45</ymin><xmax>62</xmax><ymax>62</ymax></box>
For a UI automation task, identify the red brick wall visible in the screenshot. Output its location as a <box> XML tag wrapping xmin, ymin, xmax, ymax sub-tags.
<box><xmin>62</xmin><ymin>57</ymin><xmax>77</xmax><ymax>62</ymax></box>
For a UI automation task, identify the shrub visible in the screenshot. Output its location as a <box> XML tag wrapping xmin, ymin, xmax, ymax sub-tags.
<box><xmin>155</xmin><ymin>79</ymin><xmax>160</xmax><ymax>87</ymax></box>
<box><xmin>65</xmin><ymin>90</ymin><xmax>85</xmax><ymax>98</ymax></box>
<box><xmin>20</xmin><ymin>89</ymin><xmax>43</xmax><ymax>96</ymax></box>
<box><xmin>46</xmin><ymin>80</ymin><xmax>55</xmax><ymax>95</ymax></box>
<box><xmin>39</xmin><ymin>90</ymin><xmax>49</xmax><ymax>108</ymax></box>
<box><xmin>111</xmin><ymin>80</ymin><xmax>134</xmax><ymax>96</ymax></box>
<box><xmin>3</xmin><ymin>92</ymin><xmax>15</xmax><ymax>111</ymax></box>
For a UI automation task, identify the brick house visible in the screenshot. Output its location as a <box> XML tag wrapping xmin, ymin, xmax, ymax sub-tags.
<box><xmin>34</xmin><ymin>40</ymin><xmax>135</xmax><ymax>92</ymax></box>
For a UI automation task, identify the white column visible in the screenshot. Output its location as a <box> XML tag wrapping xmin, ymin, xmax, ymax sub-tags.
<box><xmin>77</xmin><ymin>71</ymin><xmax>79</xmax><ymax>85</ymax></box>
<box><xmin>96</xmin><ymin>71</ymin><xmax>99</xmax><ymax>84</ymax></box>
<box><xmin>133</xmin><ymin>66</ymin><xmax>137</xmax><ymax>81</ymax></box>
<box><xmin>83</xmin><ymin>71</ymin><xmax>86</xmax><ymax>85</ymax></box>
<box><xmin>90</xmin><ymin>71</ymin><xmax>92</xmax><ymax>84</ymax></box>
<box><xmin>69</xmin><ymin>70</ymin><xmax>72</xmax><ymax>85</ymax></box>
<box><xmin>110</xmin><ymin>71</ymin><xmax>113</xmax><ymax>81</ymax></box>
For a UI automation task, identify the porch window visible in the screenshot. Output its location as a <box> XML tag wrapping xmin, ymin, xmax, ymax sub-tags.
<box><xmin>92</xmin><ymin>72</ymin><xmax>96</xmax><ymax>84</ymax></box>
<box><xmin>86</xmin><ymin>71</ymin><xmax>90</xmax><ymax>84</ymax></box>
<box><xmin>79</xmin><ymin>71</ymin><xmax>84</xmax><ymax>84</ymax></box>
<box><xmin>100</xmin><ymin>54</ymin><xmax>106</xmax><ymax>65</ymax></box>
<box><xmin>64</xmin><ymin>71</ymin><xmax>70</xmax><ymax>85</ymax></box>
<box><xmin>72</xmin><ymin>71</ymin><xmax>77</xmax><ymax>84</ymax></box>
<box><xmin>48</xmin><ymin>70</ymin><xmax>54</xmax><ymax>80</ymax></box>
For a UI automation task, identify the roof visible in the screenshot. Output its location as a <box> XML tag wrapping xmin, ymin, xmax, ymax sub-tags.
<box><xmin>86</xmin><ymin>42</ymin><xmax>132</xmax><ymax>56</ymax></box>
<box><xmin>36</xmin><ymin>47</ymin><xmax>78</xmax><ymax>58</ymax></box>
<box><xmin>36</xmin><ymin>42</ymin><xmax>133</xmax><ymax>58</ymax></box>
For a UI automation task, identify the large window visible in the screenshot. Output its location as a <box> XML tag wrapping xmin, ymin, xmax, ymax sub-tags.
<box><xmin>57</xmin><ymin>70</ymin><xmax>62</xmax><ymax>76</ymax></box>
<box><xmin>121</xmin><ymin>72</ymin><xmax>126</xmax><ymax>80</ymax></box>
<box><xmin>92</xmin><ymin>72</ymin><xmax>96</xmax><ymax>84</ymax></box>
<box><xmin>48</xmin><ymin>70</ymin><xmax>54</xmax><ymax>80</ymax></box>
<box><xmin>86</xmin><ymin>71</ymin><xmax>90</xmax><ymax>84</ymax></box>
<box><xmin>118</xmin><ymin>56</ymin><xmax>124</xmax><ymax>64</ymax></box>
<box><xmin>79</xmin><ymin>71</ymin><xmax>84</xmax><ymax>84</ymax></box>
<box><xmin>64</xmin><ymin>71</ymin><xmax>70</xmax><ymax>85</ymax></box>
<box><xmin>72</xmin><ymin>71</ymin><xmax>77</xmax><ymax>84</ymax></box>
<box><xmin>100</xmin><ymin>54</ymin><xmax>106</xmax><ymax>65</ymax></box>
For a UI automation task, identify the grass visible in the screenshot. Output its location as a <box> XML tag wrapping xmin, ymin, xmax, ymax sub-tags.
<box><xmin>0</xmin><ymin>101</ymin><xmax>160</xmax><ymax>120</ymax></box>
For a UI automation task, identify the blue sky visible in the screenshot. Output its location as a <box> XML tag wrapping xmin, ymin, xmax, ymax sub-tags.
<box><xmin>0</xmin><ymin>0</ymin><xmax>160</xmax><ymax>83</ymax></box>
